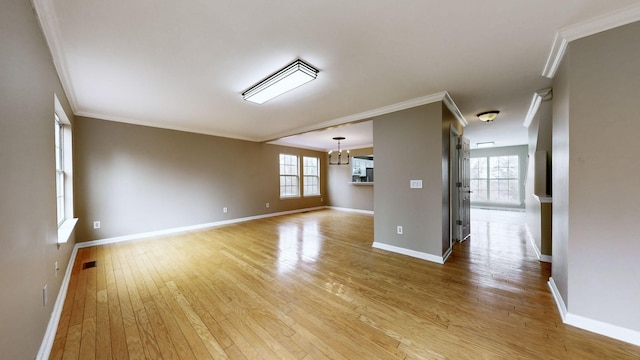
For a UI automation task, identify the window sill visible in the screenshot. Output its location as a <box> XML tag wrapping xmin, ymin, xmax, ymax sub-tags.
<box><xmin>349</xmin><ymin>182</ymin><xmax>373</xmax><ymax>186</ymax></box>
<box><xmin>58</xmin><ymin>218</ymin><xmax>78</xmax><ymax>244</ymax></box>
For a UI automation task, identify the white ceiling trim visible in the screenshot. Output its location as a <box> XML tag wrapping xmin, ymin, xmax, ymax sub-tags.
<box><xmin>76</xmin><ymin>110</ymin><xmax>257</xmax><ymax>141</ymax></box>
<box><xmin>542</xmin><ymin>2</ymin><xmax>640</xmax><ymax>78</ymax></box>
<box><xmin>442</xmin><ymin>92</ymin><xmax>468</xmax><ymax>128</ymax></box>
<box><xmin>523</xmin><ymin>88</ymin><xmax>552</xmax><ymax>128</ymax></box>
<box><xmin>32</xmin><ymin>0</ymin><xmax>79</xmax><ymax>114</ymax></box>
<box><xmin>259</xmin><ymin>91</ymin><xmax>459</xmax><ymax>142</ymax></box>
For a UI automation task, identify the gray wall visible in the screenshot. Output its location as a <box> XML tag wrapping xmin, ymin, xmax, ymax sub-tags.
<box><xmin>552</xmin><ymin>47</ymin><xmax>571</xmax><ymax>304</ymax></box>
<box><xmin>373</xmin><ymin>103</ymin><xmax>445</xmax><ymax>257</ymax></box>
<box><xmin>525</xmin><ymin>100</ymin><xmax>553</xmax><ymax>257</ymax></box>
<box><xmin>0</xmin><ymin>1</ymin><xmax>76</xmax><ymax>358</ymax></box>
<box><xmin>74</xmin><ymin>117</ymin><xmax>327</xmax><ymax>242</ymax></box>
<box><xmin>327</xmin><ymin>147</ymin><xmax>374</xmax><ymax>211</ymax></box>
<box><xmin>553</xmin><ymin>21</ymin><xmax>640</xmax><ymax>331</ymax></box>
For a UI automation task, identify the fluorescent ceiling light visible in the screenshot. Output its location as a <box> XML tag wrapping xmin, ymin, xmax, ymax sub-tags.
<box><xmin>242</xmin><ymin>59</ymin><xmax>318</xmax><ymax>104</ymax></box>
<box><xmin>477</xmin><ymin>141</ymin><xmax>495</xmax><ymax>148</ymax></box>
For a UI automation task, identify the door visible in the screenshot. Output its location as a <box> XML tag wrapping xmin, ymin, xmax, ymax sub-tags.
<box><xmin>460</xmin><ymin>136</ymin><xmax>471</xmax><ymax>240</ymax></box>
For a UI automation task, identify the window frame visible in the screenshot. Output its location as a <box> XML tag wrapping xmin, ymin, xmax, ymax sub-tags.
<box><xmin>279</xmin><ymin>154</ymin><xmax>300</xmax><ymax>198</ymax></box>
<box><xmin>469</xmin><ymin>146</ymin><xmax>526</xmax><ymax>207</ymax></box>
<box><xmin>302</xmin><ymin>156</ymin><xmax>321</xmax><ymax>197</ymax></box>
<box><xmin>54</xmin><ymin>95</ymin><xmax>78</xmax><ymax>243</ymax></box>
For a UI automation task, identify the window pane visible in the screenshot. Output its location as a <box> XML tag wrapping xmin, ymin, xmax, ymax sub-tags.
<box><xmin>279</xmin><ymin>154</ymin><xmax>300</xmax><ymax>198</ymax></box>
<box><xmin>303</xmin><ymin>156</ymin><xmax>320</xmax><ymax>196</ymax></box>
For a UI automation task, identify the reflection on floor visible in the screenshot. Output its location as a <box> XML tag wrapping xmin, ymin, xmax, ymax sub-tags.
<box><xmin>467</xmin><ymin>207</ymin><xmax>535</xmax><ymax>263</ymax></box>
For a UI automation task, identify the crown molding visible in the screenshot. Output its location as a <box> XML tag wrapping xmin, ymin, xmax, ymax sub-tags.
<box><xmin>542</xmin><ymin>2</ymin><xmax>640</xmax><ymax>78</ymax></box>
<box><xmin>75</xmin><ymin>110</ymin><xmax>257</xmax><ymax>142</ymax></box>
<box><xmin>32</xmin><ymin>0</ymin><xmax>79</xmax><ymax>114</ymax></box>
<box><xmin>442</xmin><ymin>91</ymin><xmax>468</xmax><ymax>127</ymax></box>
<box><xmin>523</xmin><ymin>88</ymin><xmax>552</xmax><ymax>128</ymax></box>
<box><xmin>259</xmin><ymin>91</ymin><xmax>467</xmax><ymax>142</ymax></box>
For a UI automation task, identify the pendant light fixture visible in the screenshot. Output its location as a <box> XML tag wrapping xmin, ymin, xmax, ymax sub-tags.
<box><xmin>328</xmin><ymin>137</ymin><xmax>350</xmax><ymax>165</ymax></box>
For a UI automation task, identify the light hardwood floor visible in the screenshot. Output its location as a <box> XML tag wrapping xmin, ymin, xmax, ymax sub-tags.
<box><xmin>50</xmin><ymin>209</ymin><xmax>640</xmax><ymax>359</ymax></box>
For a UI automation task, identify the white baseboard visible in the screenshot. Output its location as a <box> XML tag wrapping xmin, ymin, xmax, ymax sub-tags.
<box><xmin>372</xmin><ymin>242</ymin><xmax>444</xmax><ymax>264</ymax></box>
<box><xmin>37</xmin><ymin>245</ymin><xmax>79</xmax><ymax>360</ymax></box>
<box><xmin>442</xmin><ymin>246</ymin><xmax>452</xmax><ymax>263</ymax></box>
<box><xmin>548</xmin><ymin>277</ymin><xmax>640</xmax><ymax>347</ymax></box>
<box><xmin>548</xmin><ymin>277</ymin><xmax>568</xmax><ymax>320</ymax></box>
<box><xmin>525</xmin><ymin>225</ymin><xmax>552</xmax><ymax>263</ymax></box>
<box><xmin>325</xmin><ymin>206</ymin><xmax>374</xmax><ymax>215</ymax></box>
<box><xmin>77</xmin><ymin>206</ymin><xmax>327</xmax><ymax>249</ymax></box>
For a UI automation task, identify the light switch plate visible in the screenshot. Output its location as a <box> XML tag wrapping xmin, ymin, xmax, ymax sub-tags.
<box><xmin>410</xmin><ymin>180</ymin><xmax>423</xmax><ymax>189</ymax></box>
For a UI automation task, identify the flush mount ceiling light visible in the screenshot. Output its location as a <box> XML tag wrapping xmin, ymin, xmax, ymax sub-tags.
<box><xmin>328</xmin><ymin>137</ymin><xmax>350</xmax><ymax>165</ymax></box>
<box><xmin>477</xmin><ymin>110</ymin><xmax>500</xmax><ymax>123</ymax></box>
<box><xmin>477</xmin><ymin>141</ymin><xmax>495</xmax><ymax>148</ymax></box>
<box><xmin>242</xmin><ymin>59</ymin><xmax>319</xmax><ymax>104</ymax></box>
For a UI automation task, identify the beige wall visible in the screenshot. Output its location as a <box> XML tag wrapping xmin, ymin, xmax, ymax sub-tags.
<box><xmin>553</xmin><ymin>21</ymin><xmax>640</xmax><ymax>332</ymax></box>
<box><xmin>0</xmin><ymin>1</ymin><xmax>76</xmax><ymax>358</ymax></box>
<box><xmin>74</xmin><ymin>117</ymin><xmax>327</xmax><ymax>242</ymax></box>
<box><xmin>373</xmin><ymin>103</ymin><xmax>445</xmax><ymax>257</ymax></box>
<box><xmin>327</xmin><ymin>147</ymin><xmax>374</xmax><ymax>211</ymax></box>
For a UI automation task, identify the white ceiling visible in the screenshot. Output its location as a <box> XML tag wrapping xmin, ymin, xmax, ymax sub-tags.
<box><xmin>34</xmin><ymin>0</ymin><xmax>640</xmax><ymax>151</ymax></box>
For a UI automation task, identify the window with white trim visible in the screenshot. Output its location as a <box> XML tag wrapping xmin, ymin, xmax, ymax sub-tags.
<box><xmin>470</xmin><ymin>155</ymin><xmax>519</xmax><ymax>203</ymax></box>
<box><xmin>54</xmin><ymin>95</ymin><xmax>77</xmax><ymax>243</ymax></box>
<box><xmin>54</xmin><ymin>114</ymin><xmax>65</xmax><ymax>225</ymax></box>
<box><xmin>303</xmin><ymin>156</ymin><xmax>320</xmax><ymax>196</ymax></box>
<box><xmin>279</xmin><ymin>154</ymin><xmax>300</xmax><ymax>198</ymax></box>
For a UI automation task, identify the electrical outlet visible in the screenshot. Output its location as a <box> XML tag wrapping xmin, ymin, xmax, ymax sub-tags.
<box><xmin>54</xmin><ymin>261</ymin><xmax>59</xmax><ymax>278</ymax></box>
<box><xmin>93</xmin><ymin>221</ymin><xmax>101</xmax><ymax>229</ymax></box>
<box><xmin>223</xmin><ymin>207</ymin><xmax>228</xmax><ymax>213</ymax></box>
<box><xmin>43</xmin><ymin>285</ymin><xmax>47</xmax><ymax>306</ymax></box>
<box><xmin>397</xmin><ymin>226</ymin><xmax>403</xmax><ymax>235</ymax></box>
<box><xmin>266</xmin><ymin>202</ymin><xmax>270</xmax><ymax>208</ymax></box>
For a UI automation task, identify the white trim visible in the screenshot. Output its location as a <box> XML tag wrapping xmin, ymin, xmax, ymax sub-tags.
<box><xmin>548</xmin><ymin>278</ymin><xmax>640</xmax><ymax>347</ymax></box>
<box><xmin>57</xmin><ymin>217</ymin><xmax>78</xmax><ymax>244</ymax></box>
<box><xmin>525</xmin><ymin>225</ymin><xmax>542</xmax><ymax>259</ymax></box>
<box><xmin>259</xmin><ymin>91</ymin><xmax>465</xmax><ymax>142</ymax></box>
<box><xmin>523</xmin><ymin>88</ymin><xmax>552</xmax><ymax>128</ymax></box>
<box><xmin>372</xmin><ymin>242</ymin><xmax>445</xmax><ymax>264</ymax></box>
<box><xmin>32</xmin><ymin>0</ymin><xmax>79</xmax><ymax>114</ymax></box>
<box><xmin>75</xmin><ymin>111</ymin><xmax>257</xmax><ymax>142</ymax></box>
<box><xmin>442</xmin><ymin>92</ymin><xmax>468</xmax><ymax>127</ymax></box>
<box><xmin>326</xmin><ymin>206</ymin><xmax>374</xmax><ymax>215</ymax></box>
<box><xmin>36</xmin><ymin>245</ymin><xmax>79</xmax><ymax>360</ymax></box>
<box><xmin>524</xmin><ymin>224</ymin><xmax>552</xmax><ymax>263</ymax></box>
<box><xmin>548</xmin><ymin>277</ymin><xmax>568</xmax><ymax>320</ymax></box>
<box><xmin>442</xmin><ymin>246</ymin><xmax>452</xmax><ymax>263</ymax></box>
<box><xmin>565</xmin><ymin>313</ymin><xmax>640</xmax><ymax>347</ymax></box>
<box><xmin>542</xmin><ymin>3</ymin><xmax>640</xmax><ymax>78</ymax></box>
<box><xmin>77</xmin><ymin>207</ymin><xmax>327</xmax><ymax>249</ymax></box>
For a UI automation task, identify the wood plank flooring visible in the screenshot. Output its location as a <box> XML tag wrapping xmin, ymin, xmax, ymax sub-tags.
<box><xmin>50</xmin><ymin>209</ymin><xmax>640</xmax><ymax>359</ymax></box>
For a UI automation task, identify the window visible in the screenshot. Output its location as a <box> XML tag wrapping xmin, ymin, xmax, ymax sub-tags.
<box><xmin>470</xmin><ymin>155</ymin><xmax>519</xmax><ymax>203</ymax></box>
<box><xmin>54</xmin><ymin>114</ymin><xmax>65</xmax><ymax>225</ymax></box>
<box><xmin>54</xmin><ymin>95</ymin><xmax>77</xmax><ymax>243</ymax></box>
<box><xmin>279</xmin><ymin>154</ymin><xmax>300</xmax><ymax>198</ymax></box>
<box><xmin>303</xmin><ymin>156</ymin><xmax>320</xmax><ymax>196</ymax></box>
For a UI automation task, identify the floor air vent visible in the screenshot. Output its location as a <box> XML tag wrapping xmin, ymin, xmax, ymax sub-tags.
<box><xmin>82</xmin><ymin>261</ymin><xmax>97</xmax><ymax>269</ymax></box>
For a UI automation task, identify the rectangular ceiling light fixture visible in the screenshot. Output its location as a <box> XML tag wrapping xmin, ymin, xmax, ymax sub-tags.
<box><xmin>476</xmin><ymin>141</ymin><xmax>495</xmax><ymax>148</ymax></box>
<box><xmin>242</xmin><ymin>59</ymin><xmax>318</xmax><ymax>104</ymax></box>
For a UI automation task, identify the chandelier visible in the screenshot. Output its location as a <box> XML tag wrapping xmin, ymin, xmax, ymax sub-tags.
<box><xmin>328</xmin><ymin>137</ymin><xmax>350</xmax><ymax>165</ymax></box>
